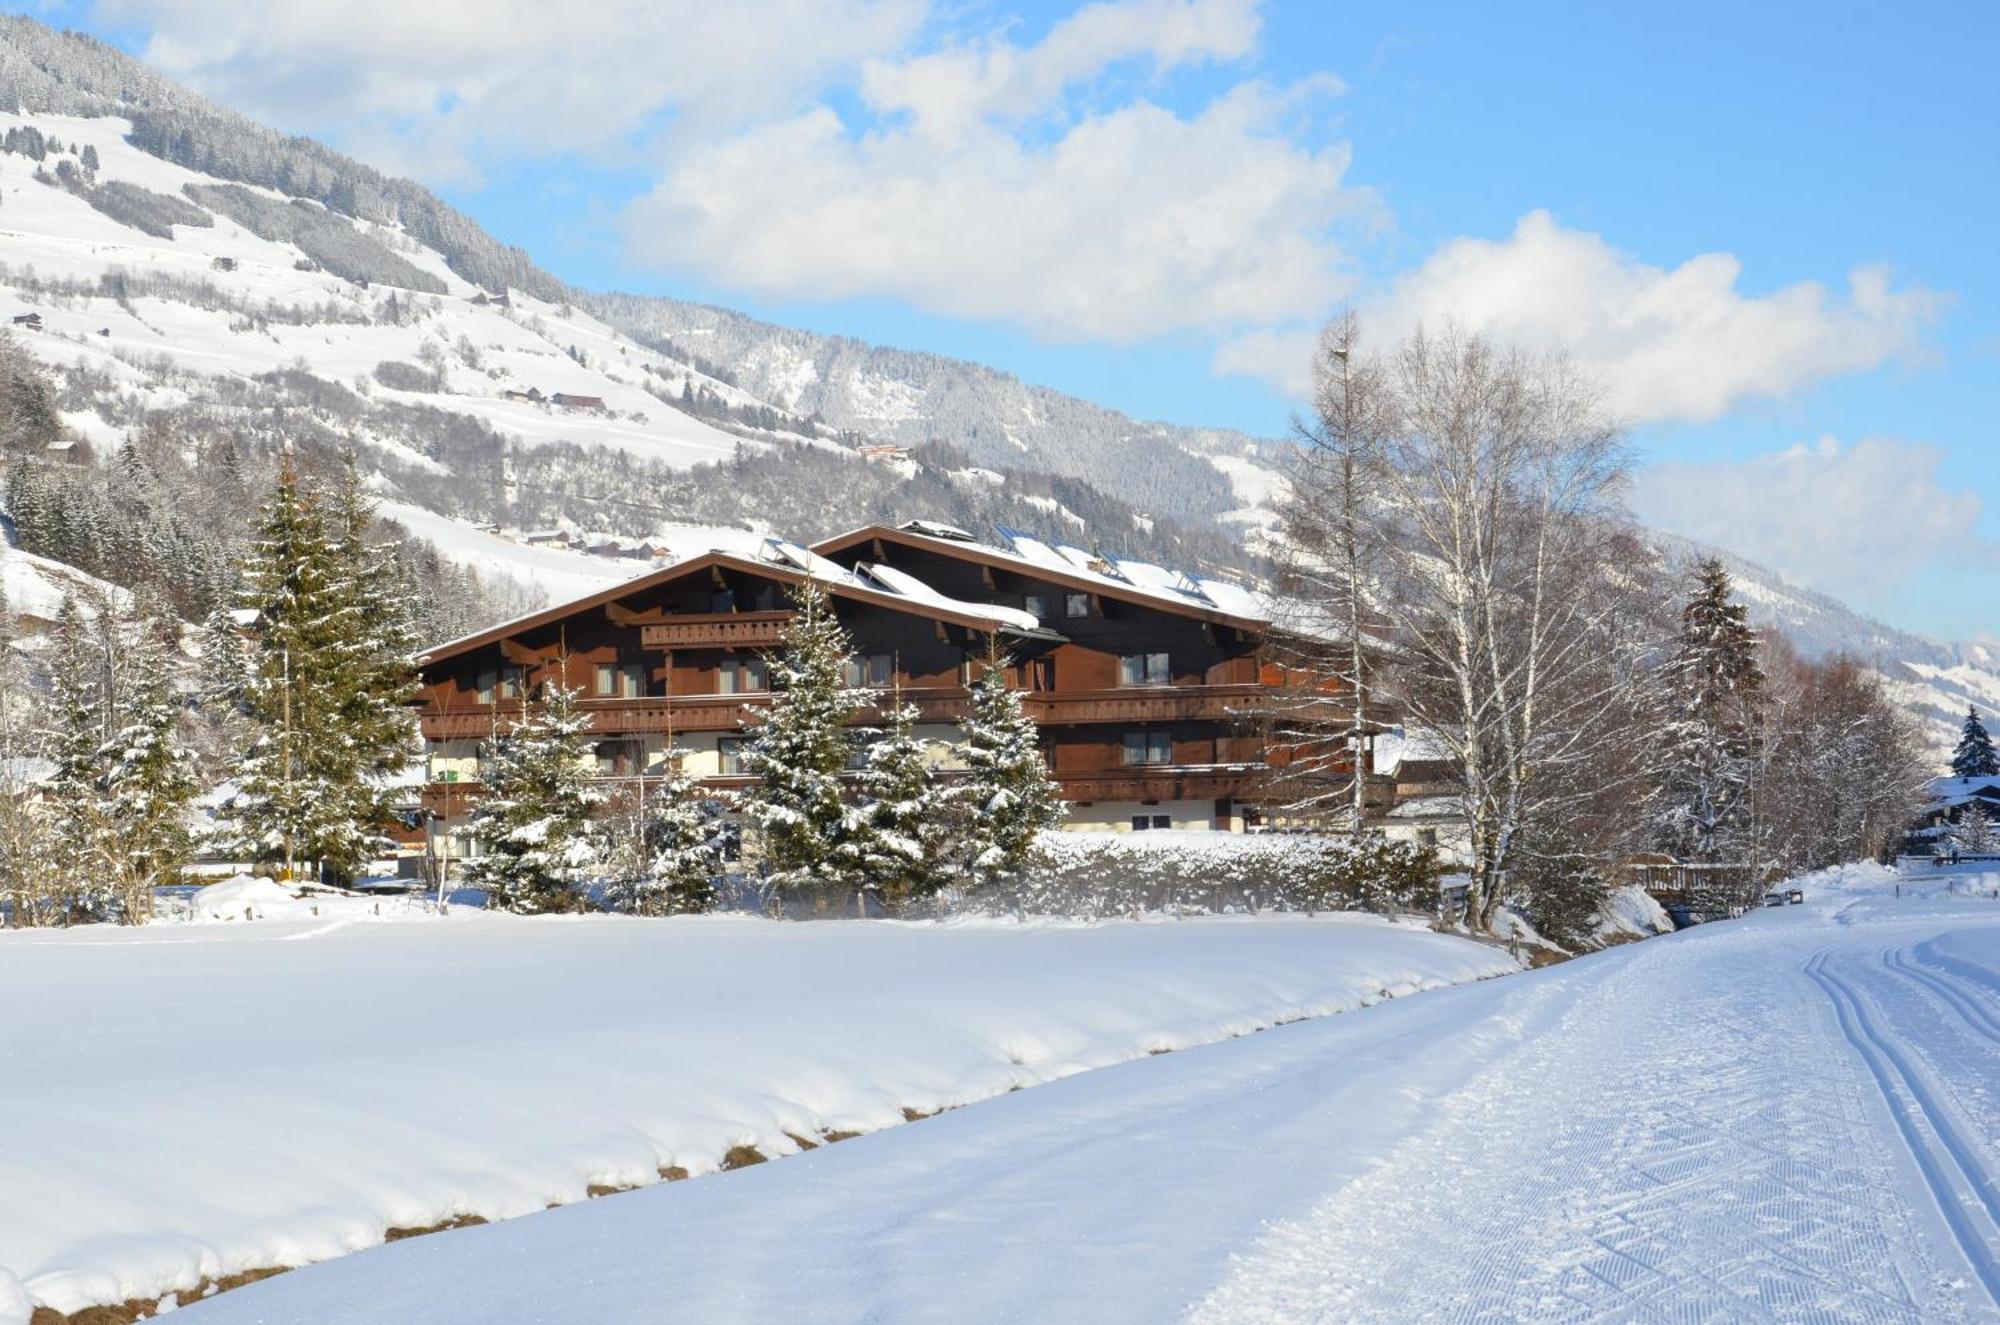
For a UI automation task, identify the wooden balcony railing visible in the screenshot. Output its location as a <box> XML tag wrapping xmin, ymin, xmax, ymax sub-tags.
<box><xmin>640</xmin><ymin>611</ymin><xmax>792</xmax><ymax>649</ymax></box>
<box><xmin>419</xmin><ymin>683</ymin><xmax>1361</xmax><ymax>741</ymax></box>
<box><xmin>1052</xmin><ymin>765</ymin><xmax>1267</xmax><ymax>802</ymax></box>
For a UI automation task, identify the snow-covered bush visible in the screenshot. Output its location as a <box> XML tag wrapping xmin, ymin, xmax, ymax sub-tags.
<box><xmin>958</xmin><ymin>830</ymin><xmax>1441</xmax><ymax>920</ymax></box>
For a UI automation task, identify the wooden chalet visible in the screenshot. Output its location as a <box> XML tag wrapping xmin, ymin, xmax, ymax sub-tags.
<box><xmin>410</xmin><ymin>522</ymin><xmax>1387</xmax><ymax>862</ymax></box>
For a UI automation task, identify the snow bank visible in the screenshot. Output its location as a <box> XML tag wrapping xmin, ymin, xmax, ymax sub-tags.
<box><xmin>0</xmin><ymin>911</ymin><xmax>1517</xmax><ymax>1316</ymax></box>
<box><xmin>183</xmin><ymin>875</ymin><xmax>304</xmax><ymax>920</ymax></box>
<box><xmin>1595</xmin><ymin>885</ymin><xmax>1673</xmax><ymax>942</ymax></box>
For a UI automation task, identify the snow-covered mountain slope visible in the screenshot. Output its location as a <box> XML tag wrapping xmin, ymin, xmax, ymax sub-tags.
<box><xmin>582</xmin><ymin>291</ymin><xmax>1292</xmax><ymax>531</ymax></box>
<box><xmin>0</xmin><ymin>526</ymin><xmax>124</xmax><ymax>626</ymax></box>
<box><xmin>0</xmin><ymin>110</ymin><xmax>790</xmax><ymax>471</ymax></box>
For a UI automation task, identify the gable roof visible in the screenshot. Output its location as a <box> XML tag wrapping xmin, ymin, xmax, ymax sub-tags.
<box><xmin>811</xmin><ymin>522</ymin><xmax>1271</xmax><ymax>633</ymax></box>
<box><xmin>415</xmin><ymin>542</ymin><xmax>1056</xmax><ymax>668</ymax></box>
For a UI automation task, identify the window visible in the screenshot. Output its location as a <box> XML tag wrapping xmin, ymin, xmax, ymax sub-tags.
<box><xmin>718</xmin><ymin>657</ymin><xmax>769</xmax><ymax>694</ymax></box>
<box><xmin>1131</xmin><ymin>814</ymin><xmax>1171</xmax><ymax>831</ymax></box>
<box><xmin>476</xmin><ymin>670</ymin><xmax>496</xmax><ymax>705</ymax></box>
<box><xmin>1064</xmin><ymin>592</ymin><xmax>1092</xmax><ymax>619</ymax></box>
<box><xmin>498</xmin><ymin>666</ymin><xmax>525</xmax><ymax>700</ymax></box>
<box><xmin>1024</xmin><ymin>592</ymin><xmax>1052</xmax><ymax>622</ymax></box>
<box><xmin>1122</xmin><ymin>731</ymin><xmax>1173</xmax><ymax>766</ymax></box>
<box><xmin>595</xmin><ymin>662</ymin><xmax>646</xmax><ymax>697</ymax></box>
<box><xmin>718</xmin><ymin>737</ymin><xmax>747</xmax><ymax>776</ymax></box>
<box><xmin>1417</xmin><ymin>828</ymin><xmax>1439</xmax><ymax>848</ymax></box>
<box><xmin>1118</xmin><ymin>652</ymin><xmax>1170</xmax><ymax>686</ymax></box>
<box><xmin>842</xmin><ymin>653</ymin><xmax>893</xmax><ymax>689</ymax></box>
<box><xmin>594</xmin><ymin>740</ymin><xmax>642</xmax><ymax>776</ymax></box>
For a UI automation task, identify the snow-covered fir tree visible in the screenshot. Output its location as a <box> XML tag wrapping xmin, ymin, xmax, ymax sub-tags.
<box><xmin>954</xmin><ymin>647</ymin><xmax>1064</xmax><ymax>884</ymax></box>
<box><xmin>844</xmin><ymin>693</ymin><xmax>955</xmax><ymax>905</ymax></box>
<box><xmin>740</xmin><ymin>579</ymin><xmax>876</xmax><ymax>898</ymax></box>
<box><xmin>1952</xmin><ymin>706</ymin><xmax>2000</xmax><ymax>778</ymax></box>
<box><xmin>228</xmin><ymin>458</ymin><xmax>414</xmax><ymax>882</ymax></box>
<box><xmin>42</xmin><ymin>593</ymin><xmax>111</xmax><ymax>919</ymax></box>
<box><xmin>326</xmin><ymin>452</ymin><xmax>420</xmax><ymax>792</ymax></box>
<box><xmin>462</xmin><ymin>676</ymin><xmax>604</xmax><ymax>913</ymax></box>
<box><xmin>1652</xmin><ymin>558</ymin><xmax>1765</xmax><ymax>864</ymax></box>
<box><xmin>96</xmin><ymin>592</ymin><xmax>199</xmax><ymax>920</ymax></box>
<box><xmin>602</xmin><ymin>750</ymin><xmax>723</xmax><ymax>916</ymax></box>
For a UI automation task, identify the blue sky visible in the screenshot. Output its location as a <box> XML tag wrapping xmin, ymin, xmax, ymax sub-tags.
<box><xmin>12</xmin><ymin>0</ymin><xmax>1998</xmax><ymax>637</ymax></box>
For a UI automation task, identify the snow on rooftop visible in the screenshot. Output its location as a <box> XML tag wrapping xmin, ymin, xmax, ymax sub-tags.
<box><xmin>857</xmin><ymin>562</ymin><xmax>1043</xmax><ymax>632</ymax></box>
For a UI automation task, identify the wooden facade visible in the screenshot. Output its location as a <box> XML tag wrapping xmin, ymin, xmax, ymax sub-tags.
<box><xmin>409</xmin><ymin>524</ymin><xmax>1385</xmax><ymax>851</ymax></box>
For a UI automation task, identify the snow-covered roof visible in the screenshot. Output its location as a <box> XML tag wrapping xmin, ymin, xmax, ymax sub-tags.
<box><xmin>1921</xmin><ymin>774</ymin><xmax>2000</xmax><ymax>813</ymax></box>
<box><xmin>815</xmin><ymin>522</ymin><xmax>1274</xmax><ymax>628</ymax></box>
<box><xmin>416</xmin><ymin>537</ymin><xmax>1055</xmax><ymax>665</ymax></box>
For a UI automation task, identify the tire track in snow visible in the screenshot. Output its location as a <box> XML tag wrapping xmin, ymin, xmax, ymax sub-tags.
<box><xmin>1806</xmin><ymin>952</ymin><xmax>2000</xmax><ymax>1309</ymax></box>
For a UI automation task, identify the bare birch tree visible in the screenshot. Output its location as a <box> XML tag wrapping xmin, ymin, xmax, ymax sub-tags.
<box><xmin>1363</xmin><ymin>326</ymin><xmax>1634</xmax><ymax>931</ymax></box>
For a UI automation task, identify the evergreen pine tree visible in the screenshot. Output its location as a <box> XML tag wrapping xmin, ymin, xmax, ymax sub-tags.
<box><xmin>230</xmin><ymin>458</ymin><xmax>359</xmax><ymax>879</ymax></box>
<box><xmin>462</xmin><ymin>676</ymin><xmax>603</xmax><ymax>914</ymax></box>
<box><xmin>740</xmin><ymin>579</ymin><xmax>874</xmax><ymax>898</ymax></box>
<box><xmin>602</xmin><ymin>749</ymin><xmax>723</xmax><ymax>916</ymax></box>
<box><xmin>845</xmin><ymin>694</ymin><xmax>954</xmax><ymax>905</ymax></box>
<box><xmin>97</xmin><ymin>594</ymin><xmax>198</xmax><ymax>921</ymax></box>
<box><xmin>43</xmin><ymin>594</ymin><xmax>109</xmax><ymax>920</ymax></box>
<box><xmin>229</xmin><ymin>458</ymin><xmax>410</xmax><ymax>882</ymax></box>
<box><xmin>1652</xmin><ymin>558</ymin><xmax>1765</xmax><ymax>866</ymax></box>
<box><xmin>954</xmin><ymin>646</ymin><xmax>1064</xmax><ymax>884</ymax></box>
<box><xmin>325</xmin><ymin>452</ymin><xmax>420</xmax><ymax>825</ymax></box>
<box><xmin>1952</xmin><ymin>706</ymin><xmax>2000</xmax><ymax>779</ymax></box>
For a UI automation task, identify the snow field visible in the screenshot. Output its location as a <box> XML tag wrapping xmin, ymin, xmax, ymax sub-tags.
<box><xmin>159</xmin><ymin>869</ymin><xmax>2000</xmax><ymax>1325</ymax></box>
<box><xmin>0</xmin><ymin>909</ymin><xmax>1517</xmax><ymax>1318</ymax></box>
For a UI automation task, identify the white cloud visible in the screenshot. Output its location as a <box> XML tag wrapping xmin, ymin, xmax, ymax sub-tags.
<box><xmin>622</xmin><ymin>7</ymin><xmax>1367</xmax><ymax>341</ymax></box>
<box><xmin>1216</xmin><ymin>211</ymin><xmax>1946</xmax><ymax>424</ymax></box>
<box><xmin>1633</xmin><ymin>436</ymin><xmax>1996</xmax><ymax>604</ymax></box>
<box><xmin>859</xmin><ymin>0</ymin><xmax>1265</xmax><ymax>143</ymax></box>
<box><xmin>99</xmin><ymin>0</ymin><xmax>930</xmax><ymax>183</ymax></box>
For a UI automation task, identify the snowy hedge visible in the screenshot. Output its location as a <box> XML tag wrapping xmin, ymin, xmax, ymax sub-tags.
<box><xmin>955</xmin><ymin>830</ymin><xmax>1441</xmax><ymax>920</ymax></box>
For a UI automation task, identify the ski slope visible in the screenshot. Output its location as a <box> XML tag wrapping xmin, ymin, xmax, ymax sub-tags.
<box><xmin>142</xmin><ymin>866</ymin><xmax>2000</xmax><ymax>1325</ymax></box>
<box><xmin>0</xmin><ymin>907</ymin><xmax>1513</xmax><ymax>1320</ymax></box>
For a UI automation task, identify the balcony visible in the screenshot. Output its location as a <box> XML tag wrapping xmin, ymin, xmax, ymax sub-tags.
<box><xmin>640</xmin><ymin>611</ymin><xmax>791</xmax><ymax>649</ymax></box>
<box><xmin>417</xmin><ymin>682</ymin><xmax>1370</xmax><ymax>742</ymax></box>
<box><xmin>1054</xmin><ymin>764</ymin><xmax>1267</xmax><ymax>803</ymax></box>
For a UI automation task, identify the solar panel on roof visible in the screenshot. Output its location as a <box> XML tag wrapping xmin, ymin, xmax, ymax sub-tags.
<box><xmin>1170</xmin><ymin>571</ymin><xmax>1217</xmax><ymax>605</ymax></box>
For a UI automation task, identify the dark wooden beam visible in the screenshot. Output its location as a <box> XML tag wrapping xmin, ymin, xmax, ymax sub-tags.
<box><xmin>606</xmin><ymin>602</ymin><xmax>671</xmax><ymax>627</ymax></box>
